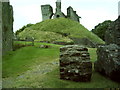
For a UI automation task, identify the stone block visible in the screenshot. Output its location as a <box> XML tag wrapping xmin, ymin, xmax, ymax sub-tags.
<box><xmin>94</xmin><ymin>44</ymin><xmax>120</xmax><ymax>82</ymax></box>
<box><xmin>59</xmin><ymin>45</ymin><xmax>92</xmax><ymax>82</ymax></box>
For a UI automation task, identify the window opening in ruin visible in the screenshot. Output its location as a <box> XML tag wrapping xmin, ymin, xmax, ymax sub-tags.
<box><xmin>57</xmin><ymin>15</ymin><xmax>60</xmax><ymax>18</ymax></box>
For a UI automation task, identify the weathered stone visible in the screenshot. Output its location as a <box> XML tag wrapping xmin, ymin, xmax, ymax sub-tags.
<box><xmin>105</xmin><ymin>16</ymin><xmax>120</xmax><ymax>46</ymax></box>
<box><xmin>53</xmin><ymin>0</ymin><xmax>66</xmax><ymax>18</ymax></box>
<box><xmin>94</xmin><ymin>44</ymin><xmax>120</xmax><ymax>82</ymax></box>
<box><xmin>41</xmin><ymin>0</ymin><xmax>81</xmax><ymax>22</ymax></box>
<box><xmin>1</xmin><ymin>1</ymin><xmax>14</xmax><ymax>55</ymax></box>
<box><xmin>59</xmin><ymin>45</ymin><xmax>92</xmax><ymax>82</ymax></box>
<box><xmin>41</xmin><ymin>4</ymin><xmax>53</xmax><ymax>21</ymax></box>
<box><xmin>39</xmin><ymin>45</ymin><xmax>51</xmax><ymax>48</ymax></box>
<box><xmin>67</xmin><ymin>6</ymin><xmax>81</xmax><ymax>22</ymax></box>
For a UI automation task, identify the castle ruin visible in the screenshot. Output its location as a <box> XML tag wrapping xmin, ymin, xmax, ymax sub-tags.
<box><xmin>41</xmin><ymin>0</ymin><xmax>81</xmax><ymax>22</ymax></box>
<box><xmin>0</xmin><ymin>0</ymin><xmax>14</xmax><ymax>55</ymax></box>
<box><xmin>41</xmin><ymin>5</ymin><xmax>53</xmax><ymax>21</ymax></box>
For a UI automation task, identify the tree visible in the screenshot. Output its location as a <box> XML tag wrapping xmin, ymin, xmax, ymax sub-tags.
<box><xmin>91</xmin><ymin>20</ymin><xmax>113</xmax><ymax>41</ymax></box>
<box><xmin>15</xmin><ymin>23</ymin><xmax>33</xmax><ymax>35</ymax></box>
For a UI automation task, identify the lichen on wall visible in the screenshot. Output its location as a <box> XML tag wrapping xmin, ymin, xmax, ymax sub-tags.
<box><xmin>67</xmin><ymin>6</ymin><xmax>81</xmax><ymax>22</ymax></box>
<box><xmin>1</xmin><ymin>1</ymin><xmax>14</xmax><ymax>55</ymax></box>
<box><xmin>41</xmin><ymin>5</ymin><xmax>53</xmax><ymax>21</ymax></box>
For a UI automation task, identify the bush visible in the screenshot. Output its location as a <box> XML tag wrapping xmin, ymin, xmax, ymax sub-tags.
<box><xmin>91</xmin><ymin>20</ymin><xmax>112</xmax><ymax>41</ymax></box>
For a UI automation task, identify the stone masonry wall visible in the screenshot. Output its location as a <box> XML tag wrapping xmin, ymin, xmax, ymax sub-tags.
<box><xmin>95</xmin><ymin>44</ymin><xmax>120</xmax><ymax>81</ymax></box>
<box><xmin>105</xmin><ymin>16</ymin><xmax>120</xmax><ymax>46</ymax></box>
<box><xmin>41</xmin><ymin>5</ymin><xmax>53</xmax><ymax>21</ymax></box>
<box><xmin>1</xmin><ymin>1</ymin><xmax>14</xmax><ymax>55</ymax></box>
<box><xmin>60</xmin><ymin>45</ymin><xmax>92</xmax><ymax>82</ymax></box>
<box><xmin>67</xmin><ymin>6</ymin><xmax>80</xmax><ymax>22</ymax></box>
<box><xmin>95</xmin><ymin>16</ymin><xmax>120</xmax><ymax>82</ymax></box>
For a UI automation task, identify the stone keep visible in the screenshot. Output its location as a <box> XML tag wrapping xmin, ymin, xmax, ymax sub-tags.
<box><xmin>59</xmin><ymin>45</ymin><xmax>92</xmax><ymax>82</ymax></box>
<box><xmin>41</xmin><ymin>5</ymin><xmax>53</xmax><ymax>21</ymax></box>
<box><xmin>67</xmin><ymin>6</ymin><xmax>81</xmax><ymax>22</ymax></box>
<box><xmin>0</xmin><ymin>1</ymin><xmax>14</xmax><ymax>55</ymax></box>
<box><xmin>53</xmin><ymin>0</ymin><xmax>66</xmax><ymax>18</ymax></box>
<box><xmin>94</xmin><ymin>44</ymin><xmax>120</xmax><ymax>82</ymax></box>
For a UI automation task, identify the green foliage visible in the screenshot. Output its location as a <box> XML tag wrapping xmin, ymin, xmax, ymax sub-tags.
<box><xmin>18</xmin><ymin>18</ymin><xmax>104</xmax><ymax>44</ymax></box>
<box><xmin>15</xmin><ymin>23</ymin><xmax>33</xmax><ymax>35</ymax></box>
<box><xmin>19</xmin><ymin>30</ymin><xmax>73</xmax><ymax>43</ymax></box>
<box><xmin>91</xmin><ymin>20</ymin><xmax>113</xmax><ymax>41</ymax></box>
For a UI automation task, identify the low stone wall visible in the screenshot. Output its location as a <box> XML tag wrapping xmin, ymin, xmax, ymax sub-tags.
<box><xmin>53</xmin><ymin>41</ymin><xmax>74</xmax><ymax>45</ymax></box>
<box><xmin>70</xmin><ymin>38</ymin><xmax>96</xmax><ymax>48</ymax></box>
<box><xmin>94</xmin><ymin>44</ymin><xmax>120</xmax><ymax>82</ymax></box>
<box><xmin>59</xmin><ymin>45</ymin><xmax>92</xmax><ymax>82</ymax></box>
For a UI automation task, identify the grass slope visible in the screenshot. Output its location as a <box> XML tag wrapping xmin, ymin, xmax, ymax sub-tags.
<box><xmin>2</xmin><ymin>41</ymin><xmax>120</xmax><ymax>88</ymax></box>
<box><xmin>19</xmin><ymin>18</ymin><xmax>104</xmax><ymax>44</ymax></box>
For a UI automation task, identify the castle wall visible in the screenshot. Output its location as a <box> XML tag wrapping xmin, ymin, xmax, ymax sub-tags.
<box><xmin>41</xmin><ymin>5</ymin><xmax>53</xmax><ymax>21</ymax></box>
<box><xmin>53</xmin><ymin>0</ymin><xmax>66</xmax><ymax>19</ymax></box>
<box><xmin>0</xmin><ymin>1</ymin><xmax>14</xmax><ymax>55</ymax></box>
<box><xmin>67</xmin><ymin>6</ymin><xmax>80</xmax><ymax>22</ymax></box>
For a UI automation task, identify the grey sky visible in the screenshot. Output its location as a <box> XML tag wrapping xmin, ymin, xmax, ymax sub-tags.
<box><xmin>9</xmin><ymin>0</ymin><xmax>120</xmax><ymax>32</ymax></box>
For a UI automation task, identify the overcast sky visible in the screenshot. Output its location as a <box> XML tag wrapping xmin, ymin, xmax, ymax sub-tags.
<box><xmin>10</xmin><ymin>0</ymin><xmax>120</xmax><ymax>32</ymax></box>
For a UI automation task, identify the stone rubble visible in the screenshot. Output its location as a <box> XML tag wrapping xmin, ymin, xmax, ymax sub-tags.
<box><xmin>95</xmin><ymin>16</ymin><xmax>120</xmax><ymax>82</ymax></box>
<box><xmin>59</xmin><ymin>45</ymin><xmax>92</xmax><ymax>82</ymax></box>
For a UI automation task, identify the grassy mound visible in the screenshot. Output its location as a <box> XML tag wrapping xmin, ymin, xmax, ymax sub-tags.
<box><xmin>18</xmin><ymin>18</ymin><xmax>104</xmax><ymax>44</ymax></box>
<box><xmin>19</xmin><ymin>30</ymin><xmax>73</xmax><ymax>43</ymax></box>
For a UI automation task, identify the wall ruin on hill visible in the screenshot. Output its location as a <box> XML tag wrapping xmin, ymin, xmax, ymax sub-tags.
<box><xmin>41</xmin><ymin>5</ymin><xmax>53</xmax><ymax>21</ymax></box>
<box><xmin>41</xmin><ymin>0</ymin><xmax>80</xmax><ymax>22</ymax></box>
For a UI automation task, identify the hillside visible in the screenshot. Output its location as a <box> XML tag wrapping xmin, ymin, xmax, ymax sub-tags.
<box><xmin>18</xmin><ymin>18</ymin><xmax>104</xmax><ymax>44</ymax></box>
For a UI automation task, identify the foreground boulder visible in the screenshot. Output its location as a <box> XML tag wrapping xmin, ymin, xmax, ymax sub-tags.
<box><xmin>59</xmin><ymin>45</ymin><xmax>92</xmax><ymax>82</ymax></box>
<box><xmin>94</xmin><ymin>44</ymin><xmax>120</xmax><ymax>82</ymax></box>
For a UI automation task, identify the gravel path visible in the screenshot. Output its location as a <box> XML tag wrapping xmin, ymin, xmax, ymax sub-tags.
<box><xmin>2</xmin><ymin>60</ymin><xmax>59</xmax><ymax>88</ymax></box>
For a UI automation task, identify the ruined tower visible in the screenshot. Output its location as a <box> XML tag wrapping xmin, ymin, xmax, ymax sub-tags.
<box><xmin>67</xmin><ymin>6</ymin><xmax>81</xmax><ymax>22</ymax></box>
<box><xmin>41</xmin><ymin>4</ymin><xmax>53</xmax><ymax>21</ymax></box>
<box><xmin>53</xmin><ymin>0</ymin><xmax>66</xmax><ymax>18</ymax></box>
<box><xmin>0</xmin><ymin>0</ymin><xmax>14</xmax><ymax>55</ymax></box>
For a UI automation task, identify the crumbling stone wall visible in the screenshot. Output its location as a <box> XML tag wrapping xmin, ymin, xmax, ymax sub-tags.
<box><xmin>1</xmin><ymin>1</ymin><xmax>14</xmax><ymax>55</ymax></box>
<box><xmin>67</xmin><ymin>6</ymin><xmax>80</xmax><ymax>22</ymax></box>
<box><xmin>41</xmin><ymin>5</ymin><xmax>53</xmax><ymax>21</ymax></box>
<box><xmin>95</xmin><ymin>16</ymin><xmax>120</xmax><ymax>82</ymax></box>
<box><xmin>105</xmin><ymin>16</ymin><xmax>120</xmax><ymax>46</ymax></box>
<box><xmin>41</xmin><ymin>0</ymin><xmax>80</xmax><ymax>22</ymax></box>
<box><xmin>95</xmin><ymin>44</ymin><xmax>120</xmax><ymax>81</ymax></box>
<box><xmin>53</xmin><ymin>0</ymin><xmax>66</xmax><ymax>18</ymax></box>
<box><xmin>60</xmin><ymin>45</ymin><xmax>92</xmax><ymax>82</ymax></box>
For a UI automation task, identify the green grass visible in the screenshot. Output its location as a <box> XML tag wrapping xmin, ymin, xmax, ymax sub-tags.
<box><xmin>2</xmin><ymin>41</ymin><xmax>120</xmax><ymax>88</ymax></box>
<box><xmin>39</xmin><ymin>68</ymin><xmax>120</xmax><ymax>88</ymax></box>
<box><xmin>18</xmin><ymin>18</ymin><xmax>104</xmax><ymax>44</ymax></box>
<box><xmin>3</xmin><ymin>41</ymin><xmax>61</xmax><ymax>77</ymax></box>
